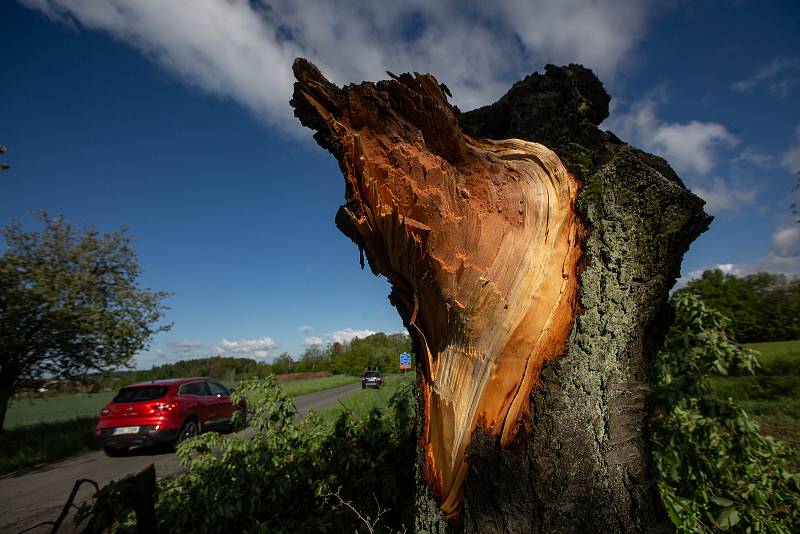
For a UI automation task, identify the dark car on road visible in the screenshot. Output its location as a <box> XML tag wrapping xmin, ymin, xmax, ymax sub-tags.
<box><xmin>361</xmin><ymin>370</ymin><xmax>384</xmax><ymax>389</ymax></box>
<box><xmin>95</xmin><ymin>377</ymin><xmax>242</xmax><ymax>456</ymax></box>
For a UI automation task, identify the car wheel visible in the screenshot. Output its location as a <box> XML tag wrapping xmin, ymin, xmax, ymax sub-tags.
<box><xmin>103</xmin><ymin>446</ymin><xmax>128</xmax><ymax>457</ymax></box>
<box><xmin>361</xmin><ymin>384</ymin><xmax>366</xmax><ymax>389</ymax></box>
<box><xmin>175</xmin><ymin>418</ymin><xmax>199</xmax><ymax>447</ymax></box>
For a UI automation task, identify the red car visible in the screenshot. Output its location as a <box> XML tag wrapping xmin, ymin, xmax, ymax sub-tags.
<box><xmin>95</xmin><ymin>377</ymin><xmax>242</xmax><ymax>456</ymax></box>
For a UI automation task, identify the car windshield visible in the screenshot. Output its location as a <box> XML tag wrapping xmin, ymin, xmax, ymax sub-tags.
<box><xmin>365</xmin><ymin>372</ymin><xmax>382</xmax><ymax>378</ymax></box>
<box><xmin>113</xmin><ymin>385</ymin><xmax>169</xmax><ymax>403</ymax></box>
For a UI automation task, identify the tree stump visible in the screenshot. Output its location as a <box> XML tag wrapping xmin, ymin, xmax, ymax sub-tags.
<box><xmin>291</xmin><ymin>59</ymin><xmax>710</xmax><ymax>533</ymax></box>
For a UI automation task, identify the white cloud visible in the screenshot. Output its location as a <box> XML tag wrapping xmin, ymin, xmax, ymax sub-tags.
<box><xmin>716</xmin><ymin>263</ymin><xmax>735</xmax><ymax>274</ymax></box>
<box><xmin>733</xmin><ymin>146</ymin><xmax>774</xmax><ymax>168</ymax></box>
<box><xmin>296</xmin><ymin>325</ymin><xmax>313</xmax><ymax>333</ymax></box>
<box><xmin>782</xmin><ymin>126</ymin><xmax>800</xmax><ymax>175</ymax></box>
<box><xmin>604</xmin><ymin>88</ymin><xmax>761</xmax><ymax>214</ymax></box>
<box><xmin>22</xmin><ymin>0</ymin><xmax>667</xmax><ymax>132</ymax></box>
<box><xmin>327</xmin><ymin>328</ymin><xmax>377</xmax><ymax>345</ymax></box>
<box><xmin>215</xmin><ymin>336</ymin><xmax>278</xmax><ymax>359</ymax></box>
<box><xmin>772</xmin><ymin>225</ymin><xmax>800</xmax><ymax>258</ymax></box>
<box><xmin>690</xmin><ymin>177</ymin><xmax>758</xmax><ymax>215</ymax></box>
<box><xmin>166</xmin><ymin>340</ymin><xmax>205</xmax><ymax>355</ymax></box>
<box><xmin>679</xmin><ymin>224</ymin><xmax>800</xmax><ymax>286</ymax></box>
<box><xmin>605</xmin><ymin>88</ymin><xmax>739</xmax><ymax>175</ymax></box>
<box><xmin>731</xmin><ymin>56</ymin><xmax>800</xmax><ymax>97</ymax></box>
<box><xmin>303</xmin><ymin>336</ymin><xmax>324</xmax><ymax>346</ymax></box>
<box><xmin>724</xmin><ymin>254</ymin><xmax>800</xmax><ymax>277</ymax></box>
<box><xmin>496</xmin><ymin>0</ymin><xmax>657</xmax><ymax>81</ymax></box>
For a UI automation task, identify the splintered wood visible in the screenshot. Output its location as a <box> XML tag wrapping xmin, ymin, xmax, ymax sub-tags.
<box><xmin>292</xmin><ymin>59</ymin><xmax>585</xmax><ymax>519</ymax></box>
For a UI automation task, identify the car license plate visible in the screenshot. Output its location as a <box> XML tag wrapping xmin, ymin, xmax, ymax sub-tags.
<box><xmin>112</xmin><ymin>426</ymin><xmax>140</xmax><ymax>435</ymax></box>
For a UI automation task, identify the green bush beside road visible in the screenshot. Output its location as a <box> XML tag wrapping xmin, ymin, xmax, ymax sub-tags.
<box><xmin>0</xmin><ymin>374</ymin><xmax>360</xmax><ymax>475</ymax></box>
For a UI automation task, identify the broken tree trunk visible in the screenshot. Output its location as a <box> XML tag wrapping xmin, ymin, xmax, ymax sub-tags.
<box><xmin>291</xmin><ymin>59</ymin><xmax>710</xmax><ymax>533</ymax></box>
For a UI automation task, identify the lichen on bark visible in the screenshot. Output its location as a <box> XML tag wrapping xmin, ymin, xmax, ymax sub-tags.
<box><xmin>454</xmin><ymin>67</ymin><xmax>710</xmax><ymax>533</ymax></box>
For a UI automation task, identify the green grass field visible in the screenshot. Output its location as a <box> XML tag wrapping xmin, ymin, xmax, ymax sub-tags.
<box><xmin>275</xmin><ymin>374</ymin><xmax>359</xmax><ymax>397</ymax></box>
<box><xmin>5</xmin><ymin>391</ymin><xmax>116</xmax><ymax>429</ymax></box>
<box><xmin>708</xmin><ymin>339</ymin><xmax>800</xmax><ymax>453</ymax></box>
<box><xmin>318</xmin><ymin>372</ymin><xmax>415</xmax><ymax>423</ymax></box>
<box><xmin>4</xmin><ymin>374</ymin><xmax>360</xmax><ymax>430</ymax></box>
<box><xmin>0</xmin><ymin>374</ymin><xmax>361</xmax><ymax>475</ymax></box>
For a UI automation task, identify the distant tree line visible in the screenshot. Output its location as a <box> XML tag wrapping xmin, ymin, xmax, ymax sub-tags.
<box><xmin>292</xmin><ymin>332</ymin><xmax>412</xmax><ymax>375</ymax></box>
<box><xmin>677</xmin><ymin>270</ymin><xmax>800</xmax><ymax>343</ymax></box>
<box><xmin>26</xmin><ymin>332</ymin><xmax>414</xmax><ymax>395</ymax></box>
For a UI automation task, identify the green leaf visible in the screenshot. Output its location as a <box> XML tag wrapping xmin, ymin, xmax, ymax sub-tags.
<box><xmin>710</xmin><ymin>496</ymin><xmax>734</xmax><ymax>507</ymax></box>
<box><xmin>716</xmin><ymin>507</ymin><xmax>740</xmax><ymax>529</ymax></box>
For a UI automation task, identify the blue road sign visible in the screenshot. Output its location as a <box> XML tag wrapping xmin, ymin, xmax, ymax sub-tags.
<box><xmin>399</xmin><ymin>352</ymin><xmax>412</xmax><ymax>369</ymax></box>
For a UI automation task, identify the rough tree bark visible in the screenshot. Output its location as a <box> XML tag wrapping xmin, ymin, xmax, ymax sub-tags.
<box><xmin>291</xmin><ymin>59</ymin><xmax>710</xmax><ymax>533</ymax></box>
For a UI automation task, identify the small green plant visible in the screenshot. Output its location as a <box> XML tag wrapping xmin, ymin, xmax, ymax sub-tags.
<box><xmin>76</xmin><ymin>376</ymin><xmax>415</xmax><ymax>533</ymax></box>
<box><xmin>652</xmin><ymin>292</ymin><xmax>800</xmax><ymax>532</ymax></box>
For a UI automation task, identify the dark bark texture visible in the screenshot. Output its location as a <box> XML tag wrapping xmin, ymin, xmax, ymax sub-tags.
<box><xmin>290</xmin><ymin>59</ymin><xmax>710</xmax><ymax>533</ymax></box>
<box><xmin>421</xmin><ymin>66</ymin><xmax>710</xmax><ymax>533</ymax></box>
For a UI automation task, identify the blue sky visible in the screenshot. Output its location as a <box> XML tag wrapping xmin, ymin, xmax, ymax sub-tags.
<box><xmin>2</xmin><ymin>1</ymin><xmax>799</xmax><ymax>369</ymax></box>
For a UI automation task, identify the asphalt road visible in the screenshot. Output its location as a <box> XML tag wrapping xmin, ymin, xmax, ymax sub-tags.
<box><xmin>0</xmin><ymin>381</ymin><xmax>361</xmax><ymax>534</ymax></box>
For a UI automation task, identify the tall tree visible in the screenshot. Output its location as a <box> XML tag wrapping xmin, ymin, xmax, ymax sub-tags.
<box><xmin>0</xmin><ymin>213</ymin><xmax>171</xmax><ymax>429</ymax></box>
<box><xmin>291</xmin><ymin>59</ymin><xmax>710</xmax><ymax>531</ymax></box>
<box><xmin>680</xmin><ymin>269</ymin><xmax>800</xmax><ymax>342</ymax></box>
<box><xmin>270</xmin><ymin>352</ymin><xmax>294</xmax><ymax>375</ymax></box>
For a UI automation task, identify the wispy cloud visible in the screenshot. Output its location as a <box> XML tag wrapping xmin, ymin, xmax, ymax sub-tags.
<box><xmin>326</xmin><ymin>328</ymin><xmax>377</xmax><ymax>345</ymax></box>
<box><xmin>303</xmin><ymin>336</ymin><xmax>324</xmax><ymax>346</ymax></box>
<box><xmin>731</xmin><ymin>56</ymin><xmax>800</xmax><ymax>97</ymax></box>
<box><xmin>166</xmin><ymin>340</ymin><xmax>206</xmax><ymax>356</ymax></box>
<box><xmin>605</xmin><ymin>87</ymin><xmax>739</xmax><ymax>176</ymax></box>
<box><xmin>772</xmin><ymin>225</ymin><xmax>800</xmax><ymax>258</ymax></box>
<box><xmin>782</xmin><ymin>126</ymin><xmax>800</xmax><ymax>175</ymax></box>
<box><xmin>604</xmin><ymin>87</ymin><xmax>760</xmax><ymax>214</ymax></box>
<box><xmin>21</xmin><ymin>0</ymin><xmax>666</xmax><ymax>132</ymax></box>
<box><xmin>296</xmin><ymin>325</ymin><xmax>314</xmax><ymax>333</ymax></box>
<box><xmin>733</xmin><ymin>146</ymin><xmax>774</xmax><ymax>168</ymax></box>
<box><xmin>689</xmin><ymin>177</ymin><xmax>758</xmax><ymax>215</ymax></box>
<box><xmin>214</xmin><ymin>336</ymin><xmax>278</xmax><ymax>359</ymax></box>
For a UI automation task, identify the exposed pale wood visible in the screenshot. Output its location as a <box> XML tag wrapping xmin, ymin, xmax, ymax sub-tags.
<box><xmin>291</xmin><ymin>59</ymin><xmax>585</xmax><ymax>518</ymax></box>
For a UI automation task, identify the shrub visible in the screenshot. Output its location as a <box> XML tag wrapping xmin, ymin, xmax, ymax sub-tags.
<box><xmin>652</xmin><ymin>292</ymin><xmax>800</xmax><ymax>532</ymax></box>
<box><xmin>77</xmin><ymin>376</ymin><xmax>415</xmax><ymax>533</ymax></box>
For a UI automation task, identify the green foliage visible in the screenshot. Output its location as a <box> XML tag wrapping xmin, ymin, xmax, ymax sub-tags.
<box><xmin>652</xmin><ymin>292</ymin><xmax>800</xmax><ymax>532</ymax></box>
<box><xmin>93</xmin><ymin>356</ymin><xmax>273</xmax><ymax>391</ymax></box>
<box><xmin>77</xmin><ymin>376</ymin><xmax>415</xmax><ymax>533</ymax></box>
<box><xmin>297</xmin><ymin>332</ymin><xmax>413</xmax><ymax>376</ymax></box>
<box><xmin>0</xmin><ymin>212</ymin><xmax>171</xmax><ymax>428</ymax></box>
<box><xmin>24</xmin><ymin>332</ymin><xmax>413</xmax><ymax>396</ymax></box>
<box><xmin>679</xmin><ymin>269</ymin><xmax>800</xmax><ymax>343</ymax></box>
<box><xmin>707</xmin><ymin>340</ymin><xmax>800</xmax><ymax>464</ymax></box>
<box><xmin>270</xmin><ymin>352</ymin><xmax>294</xmax><ymax>375</ymax></box>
